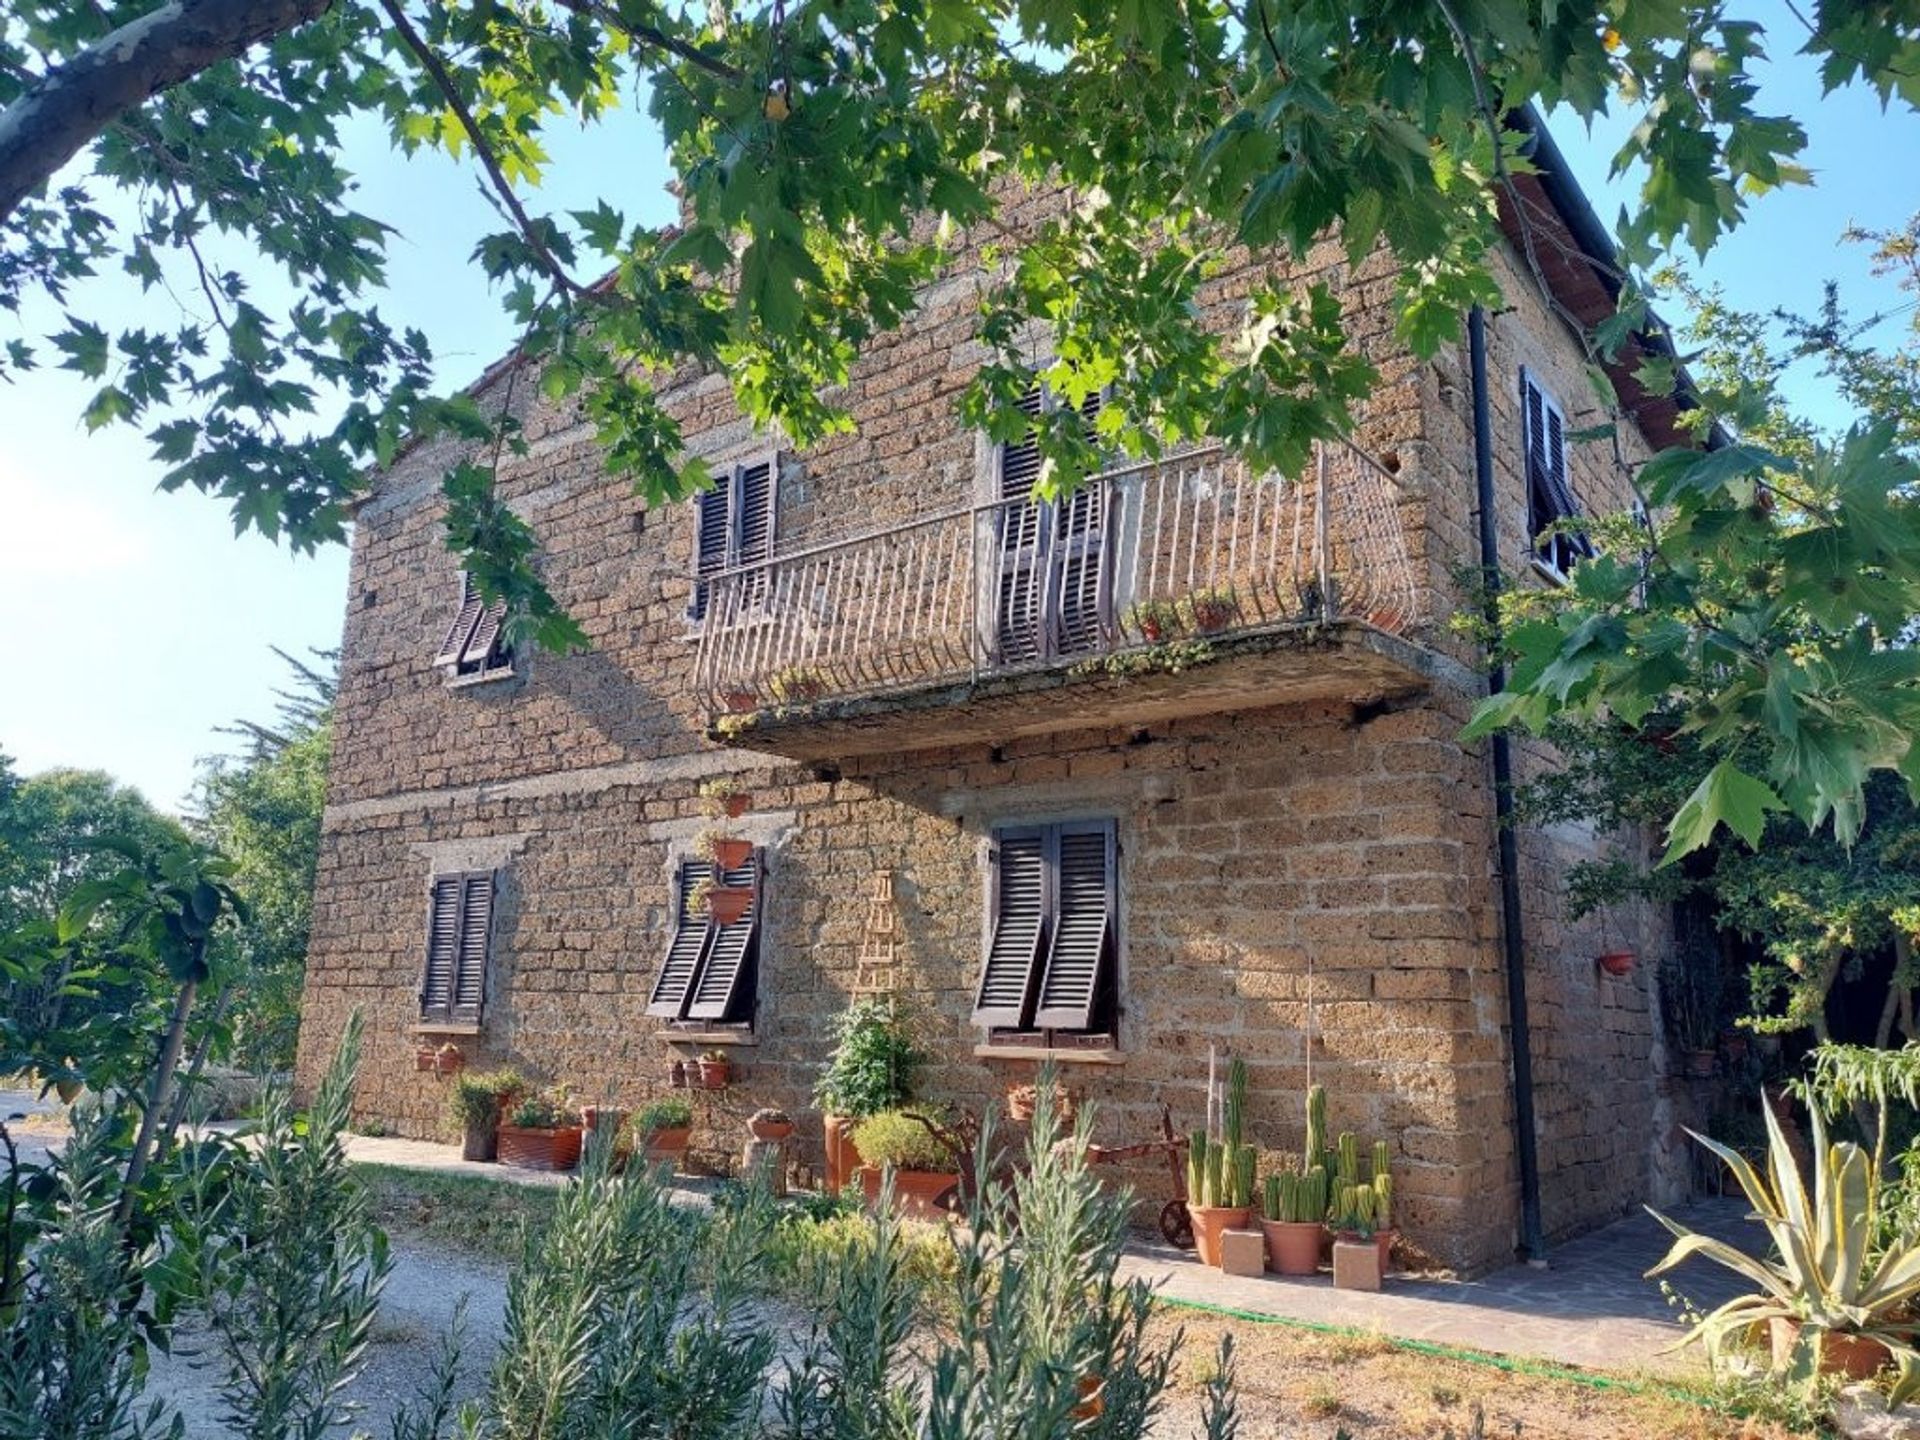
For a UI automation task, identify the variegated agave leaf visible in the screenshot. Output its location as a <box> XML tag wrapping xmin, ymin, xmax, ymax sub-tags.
<box><xmin>1644</xmin><ymin>1222</ymin><xmax>1795</xmax><ymax>1304</ymax></box>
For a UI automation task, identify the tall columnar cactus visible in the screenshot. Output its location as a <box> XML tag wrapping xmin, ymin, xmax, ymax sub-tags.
<box><xmin>1227</xmin><ymin>1143</ymin><xmax>1256</xmax><ymax>1208</ymax></box>
<box><xmin>1268</xmin><ymin>1166</ymin><xmax>1331</xmax><ymax>1224</ymax></box>
<box><xmin>1336</xmin><ymin>1131</ymin><xmax>1360</xmax><ymax>1186</ymax></box>
<box><xmin>1187</xmin><ymin>1129</ymin><xmax>1207</xmax><ymax>1205</ymax></box>
<box><xmin>1304</xmin><ymin>1083</ymin><xmax>1327</xmax><ymax>1170</ymax></box>
<box><xmin>1205</xmin><ymin>1140</ymin><xmax>1227</xmax><ymax>1208</ymax></box>
<box><xmin>1372</xmin><ymin>1139</ymin><xmax>1391</xmax><ymax>1182</ymax></box>
<box><xmin>1303</xmin><ymin>1164</ymin><xmax>1329</xmax><ymax>1222</ymax></box>
<box><xmin>1223</xmin><ymin>1057</ymin><xmax>1249</xmax><ymax>1152</ymax></box>
<box><xmin>1373</xmin><ymin>1173</ymin><xmax>1394</xmax><ymax>1232</ymax></box>
<box><xmin>1263</xmin><ymin>1172</ymin><xmax>1285</xmax><ymax>1221</ymax></box>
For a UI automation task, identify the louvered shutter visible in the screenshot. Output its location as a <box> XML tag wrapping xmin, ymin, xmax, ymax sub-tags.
<box><xmin>734</xmin><ymin>456</ymin><xmax>778</xmax><ymax>611</ymax></box>
<box><xmin>973</xmin><ymin>827</ymin><xmax>1048</xmax><ymax>1028</ymax></box>
<box><xmin>689</xmin><ymin>483</ymin><xmax>732</xmax><ymax>622</ymax></box>
<box><xmin>459</xmin><ymin>597</ymin><xmax>509</xmax><ymax>670</ymax></box>
<box><xmin>995</xmin><ymin>388</ymin><xmax>1049</xmax><ymax>664</ymax></box>
<box><xmin>1034</xmin><ymin>823</ymin><xmax>1115</xmax><ymax>1030</ymax></box>
<box><xmin>648</xmin><ymin>862</ymin><xmax>714</xmax><ymax>1017</ymax></box>
<box><xmin>687</xmin><ymin>853</ymin><xmax>760</xmax><ymax>1022</ymax></box>
<box><xmin>436</xmin><ymin>576</ymin><xmax>486</xmax><ymax>667</ymax></box>
<box><xmin>420</xmin><ymin>875</ymin><xmax>463</xmax><ymax>1019</ymax></box>
<box><xmin>452</xmin><ymin>871</ymin><xmax>493</xmax><ymax>1020</ymax></box>
<box><xmin>1522</xmin><ymin>373</ymin><xmax>1589</xmax><ymax>576</ymax></box>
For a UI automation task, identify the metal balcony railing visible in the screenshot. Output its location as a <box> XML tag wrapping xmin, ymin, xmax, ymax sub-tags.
<box><xmin>692</xmin><ymin>439</ymin><xmax>1420</xmax><ymax>715</ymax></box>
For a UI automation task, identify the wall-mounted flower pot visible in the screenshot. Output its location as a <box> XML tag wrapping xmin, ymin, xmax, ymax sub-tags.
<box><xmin>1187</xmin><ymin>1205</ymin><xmax>1251</xmax><ymax>1268</ymax></box>
<box><xmin>722</xmin><ymin>792</ymin><xmax>751</xmax><ymax>819</ymax></box>
<box><xmin>697</xmin><ymin>1058</ymin><xmax>731</xmax><ymax>1089</ymax></box>
<box><xmin>1331</xmin><ymin>1237</ymin><xmax>1383</xmax><ymax>1292</ymax></box>
<box><xmin>710</xmin><ymin>838</ymin><xmax>755</xmax><ymax>872</ymax></box>
<box><xmin>1260</xmin><ymin>1218</ymin><xmax>1324</xmax><ymax>1276</ymax></box>
<box><xmin>1596</xmin><ymin>950</ymin><xmax>1636</xmax><ymax>978</ymax></box>
<box><xmin>497</xmin><ymin>1124</ymin><xmax>583</xmax><ymax>1173</ymax></box>
<box><xmin>707</xmin><ymin>886</ymin><xmax>753</xmax><ymax>926</ymax></box>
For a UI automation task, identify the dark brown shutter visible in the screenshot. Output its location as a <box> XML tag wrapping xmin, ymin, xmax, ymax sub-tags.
<box><xmin>995</xmin><ymin>387</ymin><xmax>1049</xmax><ymax>664</ymax></box>
<box><xmin>648</xmin><ymin>861</ymin><xmax>713</xmax><ymax>1017</ymax></box>
<box><xmin>973</xmin><ymin>826</ymin><xmax>1047</xmax><ymax>1028</ymax></box>
<box><xmin>460</xmin><ymin>598</ymin><xmax>508</xmax><ymax>670</ymax></box>
<box><xmin>1034</xmin><ymin>823</ymin><xmax>1115</xmax><ymax>1030</ymax></box>
<box><xmin>687</xmin><ymin>853</ymin><xmax>760</xmax><ymax>1022</ymax></box>
<box><xmin>689</xmin><ymin>483</ymin><xmax>732</xmax><ymax>622</ymax></box>
<box><xmin>453</xmin><ymin>872</ymin><xmax>493</xmax><ymax>1020</ymax></box>
<box><xmin>421</xmin><ymin>875</ymin><xmax>463</xmax><ymax>1018</ymax></box>
<box><xmin>735</xmin><ymin>456</ymin><xmax>778</xmax><ymax>610</ymax></box>
<box><xmin>436</xmin><ymin>575</ymin><xmax>486</xmax><ymax>667</ymax></box>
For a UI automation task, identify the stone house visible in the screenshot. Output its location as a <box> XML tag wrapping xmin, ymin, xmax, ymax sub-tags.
<box><xmin>295</xmin><ymin>115</ymin><xmax>1700</xmax><ymax>1275</ymax></box>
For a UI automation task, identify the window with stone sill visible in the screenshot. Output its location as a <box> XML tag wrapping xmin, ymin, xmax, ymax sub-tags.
<box><xmin>420</xmin><ymin>870</ymin><xmax>494</xmax><ymax>1025</ymax></box>
<box><xmin>688</xmin><ymin>453</ymin><xmax>779</xmax><ymax>626</ymax></box>
<box><xmin>1521</xmin><ymin>369</ymin><xmax>1595</xmax><ymax>585</ymax></box>
<box><xmin>972</xmin><ymin>819</ymin><xmax>1118</xmax><ymax>1039</ymax></box>
<box><xmin>647</xmin><ymin>852</ymin><xmax>763</xmax><ymax>1026</ymax></box>
<box><xmin>435</xmin><ymin>573</ymin><xmax>514</xmax><ymax>680</ymax></box>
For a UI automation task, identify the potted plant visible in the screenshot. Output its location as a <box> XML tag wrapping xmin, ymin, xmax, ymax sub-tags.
<box><xmin>1184</xmin><ymin>1058</ymin><xmax>1256</xmax><ymax>1268</ymax></box>
<box><xmin>1596</xmin><ymin>949</ymin><xmax>1636</xmax><ymax>978</ymax></box>
<box><xmin>1660</xmin><ymin>950</ymin><xmax>1721</xmax><ymax>1078</ymax></box>
<box><xmin>444</xmin><ymin>1066</ymin><xmax>523</xmax><ymax>1162</ymax></box>
<box><xmin>630</xmin><ymin>1096</ymin><xmax>694</xmax><ymax>1166</ymax></box>
<box><xmin>1259</xmin><ymin>1167</ymin><xmax>1328</xmax><ymax>1277</ymax></box>
<box><xmin>707</xmin><ymin>883</ymin><xmax>753</xmax><ymax>926</ymax></box>
<box><xmin>1178</xmin><ymin>585</ymin><xmax>1240</xmax><ymax>636</ymax></box>
<box><xmin>852</xmin><ymin>1108</ymin><xmax>960</xmax><ymax>1218</ymax></box>
<box><xmin>1006</xmin><ymin>1082</ymin><xmax>1077</xmax><ymax>1127</ymax></box>
<box><xmin>747</xmin><ymin>1107</ymin><xmax>795</xmax><ymax>1141</ymax></box>
<box><xmin>497</xmin><ymin>1087</ymin><xmax>583</xmax><ymax>1172</ymax></box>
<box><xmin>1368</xmin><ymin>1139</ymin><xmax>1397</xmax><ymax>1272</ymax></box>
<box><xmin>1650</xmin><ymin>1103</ymin><xmax>1920</xmax><ymax>1399</ymax></box>
<box><xmin>815</xmin><ymin>997</ymin><xmax>924</xmax><ymax>1193</ymax></box>
<box><xmin>1329</xmin><ymin>1181</ymin><xmax>1383</xmax><ymax>1291</ymax></box>
<box><xmin>700</xmin><ymin>828</ymin><xmax>756</xmax><ymax>874</ymax></box>
<box><xmin>697</xmin><ymin>1049</ymin><xmax>731</xmax><ymax>1089</ymax></box>
<box><xmin>669</xmin><ymin>1058</ymin><xmax>689</xmax><ymax>1089</ymax></box>
<box><xmin>769</xmin><ymin>664</ymin><xmax>828</xmax><ymax>705</ymax></box>
<box><xmin>717</xmin><ymin>682</ymin><xmax>759</xmax><ymax>715</ymax></box>
<box><xmin>1121</xmin><ymin>598</ymin><xmax>1180</xmax><ymax>644</ymax></box>
<box><xmin>700</xmin><ymin>776</ymin><xmax>752</xmax><ymax>819</ymax></box>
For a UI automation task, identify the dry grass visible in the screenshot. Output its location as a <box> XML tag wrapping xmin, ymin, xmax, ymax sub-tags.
<box><xmin>1153</xmin><ymin>1307</ymin><xmax>1825</xmax><ymax>1440</ymax></box>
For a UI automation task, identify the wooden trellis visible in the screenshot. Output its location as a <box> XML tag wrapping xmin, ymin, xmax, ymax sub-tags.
<box><xmin>853</xmin><ymin>869</ymin><xmax>901</xmax><ymax>995</ymax></box>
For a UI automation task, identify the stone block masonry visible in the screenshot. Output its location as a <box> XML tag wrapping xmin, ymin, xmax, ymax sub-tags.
<box><xmin>297</xmin><ymin>182</ymin><xmax>1687</xmax><ymax>1278</ymax></box>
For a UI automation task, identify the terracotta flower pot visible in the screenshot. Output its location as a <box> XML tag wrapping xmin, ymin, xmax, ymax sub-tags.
<box><xmin>670</xmin><ymin>1059</ymin><xmax>689</xmax><ymax>1088</ymax></box>
<box><xmin>1596</xmin><ymin>950</ymin><xmax>1635</xmax><ymax>977</ymax></box>
<box><xmin>1074</xmin><ymin>1376</ymin><xmax>1104</xmax><ymax>1421</ymax></box>
<box><xmin>858</xmin><ymin>1165</ymin><xmax>960</xmax><ymax>1221</ymax></box>
<box><xmin>1721</xmin><ymin>1030</ymin><xmax>1750</xmax><ymax>1061</ymax></box>
<box><xmin>823</xmin><ymin>1113</ymin><xmax>859</xmax><ymax>1192</ymax></box>
<box><xmin>698</xmin><ymin>1058</ymin><xmax>730</xmax><ymax>1089</ymax></box>
<box><xmin>1374</xmin><ymin>1227</ymin><xmax>1397</xmax><ymax>1273</ymax></box>
<box><xmin>722</xmin><ymin>792</ymin><xmax>751</xmax><ymax>819</ymax></box>
<box><xmin>642</xmin><ymin>1125</ymin><xmax>692</xmax><ymax>1165</ymax></box>
<box><xmin>1187</xmin><ymin>1205</ymin><xmax>1251</xmax><ymax>1268</ymax></box>
<box><xmin>748</xmin><ymin>1116</ymin><xmax>795</xmax><ymax>1142</ymax></box>
<box><xmin>497</xmin><ymin>1124</ymin><xmax>583</xmax><ymax>1172</ymax></box>
<box><xmin>722</xmin><ymin>690</ymin><xmax>757</xmax><ymax>714</ymax></box>
<box><xmin>461</xmin><ymin>1116</ymin><xmax>498</xmax><ymax>1162</ymax></box>
<box><xmin>710</xmin><ymin>838</ymin><xmax>755</xmax><ymax>872</ymax></box>
<box><xmin>707</xmin><ymin>886</ymin><xmax>753</xmax><ymax>925</ymax></box>
<box><xmin>1260</xmin><ymin>1218</ymin><xmax>1324</xmax><ymax>1276</ymax></box>
<box><xmin>1769</xmin><ymin>1318</ymin><xmax>1889</xmax><ymax>1381</ymax></box>
<box><xmin>1683</xmin><ymin>1048</ymin><xmax>1717</xmax><ymax>1079</ymax></box>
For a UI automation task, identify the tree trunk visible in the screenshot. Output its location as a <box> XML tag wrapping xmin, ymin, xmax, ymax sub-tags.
<box><xmin>115</xmin><ymin>976</ymin><xmax>198</xmax><ymax>1227</ymax></box>
<box><xmin>0</xmin><ymin>0</ymin><xmax>335</xmax><ymax>224</ymax></box>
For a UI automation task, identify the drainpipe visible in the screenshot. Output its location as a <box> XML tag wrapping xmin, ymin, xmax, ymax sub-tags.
<box><xmin>1469</xmin><ymin>304</ymin><xmax>1548</xmax><ymax>1266</ymax></box>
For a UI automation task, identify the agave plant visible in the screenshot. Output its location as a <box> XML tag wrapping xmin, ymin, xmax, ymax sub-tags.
<box><xmin>1648</xmin><ymin>1100</ymin><xmax>1920</xmax><ymax>1402</ymax></box>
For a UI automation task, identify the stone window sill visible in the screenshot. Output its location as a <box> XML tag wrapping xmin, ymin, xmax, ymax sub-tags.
<box><xmin>411</xmin><ymin>1021</ymin><xmax>483</xmax><ymax>1037</ymax></box>
<box><xmin>445</xmin><ymin>666</ymin><xmax>517</xmax><ymax>690</ymax></box>
<box><xmin>661</xmin><ymin>1030</ymin><xmax>758</xmax><ymax>1048</ymax></box>
<box><xmin>973</xmin><ymin>1043</ymin><xmax>1124</xmax><ymax>1066</ymax></box>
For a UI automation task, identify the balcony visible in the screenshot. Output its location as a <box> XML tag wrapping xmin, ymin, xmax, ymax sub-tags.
<box><xmin>693</xmin><ymin>441</ymin><xmax>1439</xmax><ymax>760</ymax></box>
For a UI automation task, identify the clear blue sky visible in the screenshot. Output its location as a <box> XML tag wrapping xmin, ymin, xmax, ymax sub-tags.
<box><xmin>1</xmin><ymin>3</ymin><xmax>1914</xmax><ymax>812</ymax></box>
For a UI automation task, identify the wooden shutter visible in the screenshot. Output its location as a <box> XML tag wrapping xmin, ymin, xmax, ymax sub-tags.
<box><xmin>689</xmin><ymin>483</ymin><xmax>732</xmax><ymax>621</ymax></box>
<box><xmin>452</xmin><ymin>872</ymin><xmax>493</xmax><ymax>1020</ymax></box>
<box><xmin>435</xmin><ymin>575</ymin><xmax>486</xmax><ymax>667</ymax></box>
<box><xmin>1034</xmin><ymin>823</ymin><xmax>1115</xmax><ymax>1030</ymax></box>
<box><xmin>1522</xmin><ymin>372</ymin><xmax>1591</xmax><ymax>575</ymax></box>
<box><xmin>420</xmin><ymin>875</ymin><xmax>463</xmax><ymax>1018</ymax></box>
<box><xmin>687</xmin><ymin>852</ymin><xmax>760</xmax><ymax>1022</ymax></box>
<box><xmin>973</xmin><ymin>826</ymin><xmax>1048</xmax><ymax>1028</ymax></box>
<box><xmin>648</xmin><ymin>861</ymin><xmax>713</xmax><ymax>1017</ymax></box>
<box><xmin>995</xmin><ymin>387</ymin><xmax>1049</xmax><ymax>664</ymax></box>
<box><xmin>459</xmin><ymin>597</ymin><xmax>508</xmax><ymax>670</ymax></box>
<box><xmin>734</xmin><ymin>455</ymin><xmax>778</xmax><ymax>610</ymax></box>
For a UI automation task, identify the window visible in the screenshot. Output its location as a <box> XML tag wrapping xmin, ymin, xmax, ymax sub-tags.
<box><xmin>421</xmin><ymin>871</ymin><xmax>494</xmax><ymax>1024</ymax></box>
<box><xmin>689</xmin><ymin>454</ymin><xmax>779</xmax><ymax>623</ymax></box>
<box><xmin>648</xmin><ymin>852</ymin><xmax>763</xmax><ymax>1025</ymax></box>
<box><xmin>972</xmin><ymin>819</ymin><xmax>1117</xmax><ymax>1037</ymax></box>
<box><xmin>435</xmin><ymin>573</ymin><xmax>513</xmax><ymax>679</ymax></box>
<box><xmin>1521</xmin><ymin>370</ymin><xmax>1594</xmax><ymax>582</ymax></box>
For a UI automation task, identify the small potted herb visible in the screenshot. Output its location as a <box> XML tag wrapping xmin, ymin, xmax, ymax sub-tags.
<box><xmin>700</xmin><ymin>776</ymin><xmax>752</xmax><ymax>819</ymax></box>
<box><xmin>1121</xmin><ymin>598</ymin><xmax>1181</xmax><ymax>644</ymax></box>
<box><xmin>497</xmin><ymin>1087</ymin><xmax>584</xmax><ymax>1172</ymax></box>
<box><xmin>444</xmin><ymin>1067</ymin><xmax>524</xmax><ymax>1163</ymax></box>
<box><xmin>697</xmin><ymin>1049</ymin><xmax>731</xmax><ymax>1089</ymax></box>
<box><xmin>815</xmin><ymin>998</ymin><xmax>923</xmax><ymax>1192</ymax></box>
<box><xmin>747</xmin><ymin>1107</ymin><xmax>795</xmax><ymax>1142</ymax></box>
<box><xmin>630</xmin><ymin>1096</ymin><xmax>694</xmax><ymax>1166</ymax></box>
<box><xmin>852</xmin><ymin>1108</ymin><xmax>959</xmax><ymax>1218</ymax></box>
<box><xmin>1179</xmin><ymin>585</ymin><xmax>1240</xmax><ymax>635</ymax></box>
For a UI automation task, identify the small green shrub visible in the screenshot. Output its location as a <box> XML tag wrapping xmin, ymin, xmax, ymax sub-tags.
<box><xmin>445</xmin><ymin>1066</ymin><xmax>525</xmax><ymax>1130</ymax></box>
<box><xmin>506</xmin><ymin>1088</ymin><xmax>573</xmax><ymax>1130</ymax></box>
<box><xmin>852</xmin><ymin>1109</ymin><xmax>952</xmax><ymax>1170</ymax></box>
<box><xmin>814</xmin><ymin>997</ymin><xmax>923</xmax><ymax>1118</ymax></box>
<box><xmin>631</xmin><ymin>1096</ymin><xmax>693</xmax><ymax>1136</ymax></box>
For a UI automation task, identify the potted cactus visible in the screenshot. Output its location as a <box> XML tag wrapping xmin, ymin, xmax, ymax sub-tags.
<box><xmin>1329</xmin><ymin>1180</ymin><xmax>1383</xmax><ymax>1291</ymax></box>
<box><xmin>1185</xmin><ymin>1057</ymin><xmax>1257</xmax><ymax>1267</ymax></box>
<box><xmin>1260</xmin><ymin>1167</ymin><xmax>1329</xmax><ymax>1276</ymax></box>
<box><xmin>1369</xmin><ymin>1139</ymin><xmax>1397</xmax><ymax>1272</ymax></box>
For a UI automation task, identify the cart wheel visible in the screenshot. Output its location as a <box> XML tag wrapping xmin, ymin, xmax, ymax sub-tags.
<box><xmin>1160</xmin><ymin>1199</ymin><xmax>1194</xmax><ymax>1250</ymax></box>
